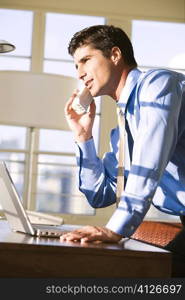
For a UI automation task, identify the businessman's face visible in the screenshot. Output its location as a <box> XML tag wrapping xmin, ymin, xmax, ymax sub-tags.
<box><xmin>74</xmin><ymin>45</ymin><xmax>121</xmax><ymax>98</ymax></box>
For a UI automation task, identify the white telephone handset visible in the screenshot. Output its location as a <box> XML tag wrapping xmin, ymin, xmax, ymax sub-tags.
<box><xmin>71</xmin><ymin>85</ymin><xmax>93</xmax><ymax>114</ymax></box>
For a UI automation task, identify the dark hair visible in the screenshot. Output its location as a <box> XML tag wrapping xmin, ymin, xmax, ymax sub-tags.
<box><xmin>68</xmin><ymin>25</ymin><xmax>137</xmax><ymax>67</ymax></box>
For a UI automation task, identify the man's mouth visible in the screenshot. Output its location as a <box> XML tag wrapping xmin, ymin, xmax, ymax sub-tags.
<box><xmin>85</xmin><ymin>79</ymin><xmax>93</xmax><ymax>89</ymax></box>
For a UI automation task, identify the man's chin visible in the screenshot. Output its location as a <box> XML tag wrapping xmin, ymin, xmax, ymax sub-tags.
<box><xmin>89</xmin><ymin>89</ymin><xmax>101</xmax><ymax>98</ymax></box>
<box><xmin>88</xmin><ymin>86</ymin><xmax>105</xmax><ymax>97</ymax></box>
<box><xmin>89</xmin><ymin>90</ymin><xmax>97</xmax><ymax>97</ymax></box>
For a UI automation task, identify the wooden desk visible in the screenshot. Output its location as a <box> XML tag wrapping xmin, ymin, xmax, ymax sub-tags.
<box><xmin>0</xmin><ymin>220</ymin><xmax>172</xmax><ymax>278</ymax></box>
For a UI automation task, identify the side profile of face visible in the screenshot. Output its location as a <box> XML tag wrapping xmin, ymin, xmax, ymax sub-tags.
<box><xmin>73</xmin><ymin>45</ymin><xmax>123</xmax><ymax>98</ymax></box>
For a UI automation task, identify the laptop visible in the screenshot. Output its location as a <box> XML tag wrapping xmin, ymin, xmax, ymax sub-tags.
<box><xmin>0</xmin><ymin>161</ymin><xmax>81</xmax><ymax>237</ymax></box>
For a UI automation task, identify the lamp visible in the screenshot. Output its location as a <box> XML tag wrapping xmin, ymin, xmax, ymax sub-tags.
<box><xmin>0</xmin><ymin>40</ymin><xmax>15</xmax><ymax>53</ymax></box>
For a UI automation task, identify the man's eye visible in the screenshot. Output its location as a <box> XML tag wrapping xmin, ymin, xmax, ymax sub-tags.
<box><xmin>84</xmin><ymin>58</ymin><xmax>90</xmax><ymax>63</ymax></box>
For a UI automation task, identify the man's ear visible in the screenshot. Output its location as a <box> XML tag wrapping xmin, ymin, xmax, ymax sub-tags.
<box><xmin>110</xmin><ymin>47</ymin><xmax>122</xmax><ymax>65</ymax></box>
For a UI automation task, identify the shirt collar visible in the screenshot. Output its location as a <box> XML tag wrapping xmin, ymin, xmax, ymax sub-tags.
<box><xmin>117</xmin><ymin>68</ymin><xmax>141</xmax><ymax>114</ymax></box>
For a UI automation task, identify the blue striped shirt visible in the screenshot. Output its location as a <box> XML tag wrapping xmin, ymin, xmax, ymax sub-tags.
<box><xmin>75</xmin><ymin>68</ymin><xmax>185</xmax><ymax>237</ymax></box>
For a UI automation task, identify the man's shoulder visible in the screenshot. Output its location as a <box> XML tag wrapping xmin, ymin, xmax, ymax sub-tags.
<box><xmin>140</xmin><ymin>68</ymin><xmax>176</xmax><ymax>80</ymax></box>
<box><xmin>134</xmin><ymin>68</ymin><xmax>185</xmax><ymax>105</ymax></box>
<box><xmin>140</xmin><ymin>67</ymin><xmax>185</xmax><ymax>81</ymax></box>
<box><xmin>137</xmin><ymin>68</ymin><xmax>182</xmax><ymax>91</ymax></box>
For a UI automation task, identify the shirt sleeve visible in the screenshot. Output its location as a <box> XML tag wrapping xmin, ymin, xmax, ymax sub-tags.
<box><xmin>106</xmin><ymin>70</ymin><xmax>182</xmax><ymax>236</ymax></box>
<box><xmin>75</xmin><ymin>137</ymin><xmax>117</xmax><ymax>208</ymax></box>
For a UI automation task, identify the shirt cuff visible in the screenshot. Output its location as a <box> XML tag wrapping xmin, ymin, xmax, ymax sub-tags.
<box><xmin>106</xmin><ymin>196</ymin><xmax>151</xmax><ymax>237</ymax></box>
<box><xmin>75</xmin><ymin>137</ymin><xmax>97</xmax><ymax>160</ymax></box>
<box><xmin>106</xmin><ymin>209</ymin><xmax>138</xmax><ymax>237</ymax></box>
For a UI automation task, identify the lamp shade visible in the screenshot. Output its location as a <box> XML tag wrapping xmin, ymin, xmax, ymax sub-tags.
<box><xmin>0</xmin><ymin>40</ymin><xmax>16</xmax><ymax>53</ymax></box>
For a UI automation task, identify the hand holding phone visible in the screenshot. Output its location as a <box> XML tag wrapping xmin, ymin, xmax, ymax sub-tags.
<box><xmin>71</xmin><ymin>86</ymin><xmax>93</xmax><ymax>114</ymax></box>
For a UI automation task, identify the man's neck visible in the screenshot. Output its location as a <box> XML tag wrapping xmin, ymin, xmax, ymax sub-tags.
<box><xmin>112</xmin><ymin>66</ymin><xmax>135</xmax><ymax>101</ymax></box>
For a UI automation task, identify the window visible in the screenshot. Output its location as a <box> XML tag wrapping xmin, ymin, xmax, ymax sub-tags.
<box><xmin>0</xmin><ymin>8</ymin><xmax>33</xmax><ymax>208</ymax></box>
<box><xmin>0</xmin><ymin>9</ymin><xmax>33</xmax><ymax>71</ymax></box>
<box><xmin>0</xmin><ymin>125</ymin><xmax>27</xmax><ymax>198</ymax></box>
<box><xmin>132</xmin><ymin>20</ymin><xmax>185</xmax><ymax>73</ymax></box>
<box><xmin>36</xmin><ymin>128</ymin><xmax>93</xmax><ymax>214</ymax></box>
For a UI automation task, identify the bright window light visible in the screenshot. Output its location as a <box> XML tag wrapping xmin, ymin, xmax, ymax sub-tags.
<box><xmin>132</xmin><ymin>20</ymin><xmax>185</xmax><ymax>70</ymax></box>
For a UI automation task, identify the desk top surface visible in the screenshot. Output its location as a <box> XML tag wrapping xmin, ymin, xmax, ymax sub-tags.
<box><xmin>0</xmin><ymin>220</ymin><xmax>170</xmax><ymax>258</ymax></box>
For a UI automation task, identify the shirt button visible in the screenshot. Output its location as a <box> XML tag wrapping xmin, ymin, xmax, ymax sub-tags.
<box><xmin>130</xmin><ymin>226</ymin><xmax>135</xmax><ymax>230</ymax></box>
<box><xmin>180</xmin><ymin>210</ymin><xmax>184</xmax><ymax>214</ymax></box>
<box><xmin>148</xmin><ymin>198</ymin><xmax>152</xmax><ymax>201</ymax></box>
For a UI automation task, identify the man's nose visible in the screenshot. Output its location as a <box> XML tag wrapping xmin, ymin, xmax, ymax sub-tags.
<box><xmin>78</xmin><ymin>66</ymin><xmax>86</xmax><ymax>80</ymax></box>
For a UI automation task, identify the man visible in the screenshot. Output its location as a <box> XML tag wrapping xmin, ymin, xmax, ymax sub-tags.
<box><xmin>60</xmin><ymin>25</ymin><xmax>185</xmax><ymax>244</ymax></box>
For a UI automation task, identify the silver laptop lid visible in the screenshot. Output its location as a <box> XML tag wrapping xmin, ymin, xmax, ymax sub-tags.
<box><xmin>0</xmin><ymin>161</ymin><xmax>35</xmax><ymax>235</ymax></box>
